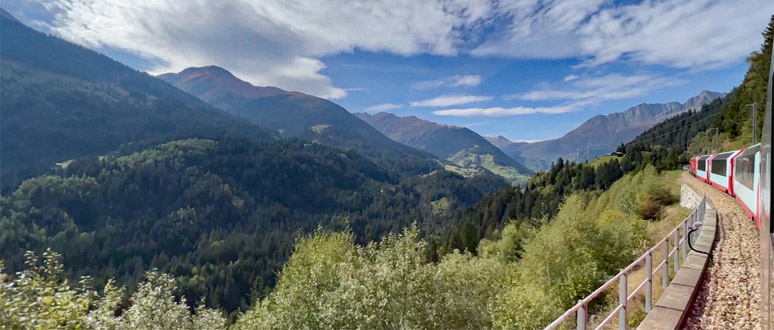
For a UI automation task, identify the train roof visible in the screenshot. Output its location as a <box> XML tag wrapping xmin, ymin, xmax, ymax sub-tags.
<box><xmin>713</xmin><ymin>151</ymin><xmax>737</xmax><ymax>160</ymax></box>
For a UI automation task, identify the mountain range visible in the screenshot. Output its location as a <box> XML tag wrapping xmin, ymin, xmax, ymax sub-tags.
<box><xmin>355</xmin><ymin>112</ymin><xmax>531</xmax><ymax>183</ymax></box>
<box><xmin>157</xmin><ymin>66</ymin><xmax>433</xmax><ymax>172</ymax></box>
<box><xmin>0</xmin><ymin>9</ymin><xmax>278</xmax><ymax>189</ymax></box>
<box><xmin>487</xmin><ymin>90</ymin><xmax>724</xmax><ymax>171</ymax></box>
<box><xmin>0</xmin><ymin>8</ymin><xmax>509</xmax><ymax>311</ymax></box>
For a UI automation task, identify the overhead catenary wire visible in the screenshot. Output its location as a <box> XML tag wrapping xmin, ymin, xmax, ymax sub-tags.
<box><xmin>628</xmin><ymin>112</ymin><xmax>720</xmax><ymax>147</ymax></box>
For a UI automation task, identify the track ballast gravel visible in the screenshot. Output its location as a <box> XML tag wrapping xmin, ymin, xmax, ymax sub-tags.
<box><xmin>682</xmin><ymin>172</ymin><xmax>760</xmax><ymax>330</ymax></box>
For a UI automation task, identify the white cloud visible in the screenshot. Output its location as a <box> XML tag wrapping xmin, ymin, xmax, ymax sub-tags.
<box><xmin>563</xmin><ymin>74</ymin><xmax>579</xmax><ymax>82</ymax></box>
<box><xmin>27</xmin><ymin>0</ymin><xmax>768</xmax><ymax>99</ymax></box>
<box><xmin>511</xmin><ymin>73</ymin><xmax>686</xmax><ymax>105</ymax></box>
<box><xmin>413</xmin><ymin>74</ymin><xmax>483</xmax><ymax>89</ymax></box>
<box><xmin>471</xmin><ymin>0</ymin><xmax>769</xmax><ymax>70</ymax></box>
<box><xmin>433</xmin><ymin>104</ymin><xmax>577</xmax><ymax>117</ymax></box>
<box><xmin>443</xmin><ymin>71</ymin><xmax>686</xmax><ymax>117</ymax></box>
<box><xmin>365</xmin><ymin>103</ymin><xmax>403</xmax><ymax>112</ymax></box>
<box><xmin>575</xmin><ymin>0</ymin><xmax>770</xmax><ymax>69</ymax></box>
<box><xmin>411</xmin><ymin>94</ymin><xmax>492</xmax><ymax>107</ymax></box>
<box><xmin>34</xmin><ymin>0</ymin><xmax>496</xmax><ymax>99</ymax></box>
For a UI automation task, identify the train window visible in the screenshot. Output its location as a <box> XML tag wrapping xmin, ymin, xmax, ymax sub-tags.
<box><xmin>711</xmin><ymin>152</ymin><xmax>734</xmax><ymax>176</ymax></box>
<box><xmin>698</xmin><ymin>155</ymin><xmax>709</xmax><ymax>171</ymax></box>
<box><xmin>735</xmin><ymin>145</ymin><xmax>760</xmax><ymax>190</ymax></box>
<box><xmin>711</xmin><ymin>158</ymin><xmax>727</xmax><ymax>175</ymax></box>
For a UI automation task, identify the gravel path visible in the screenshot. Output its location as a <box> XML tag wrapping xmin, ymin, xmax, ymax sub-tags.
<box><xmin>681</xmin><ymin>172</ymin><xmax>760</xmax><ymax>330</ymax></box>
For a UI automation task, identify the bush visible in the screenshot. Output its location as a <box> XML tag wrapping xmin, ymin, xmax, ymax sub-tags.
<box><xmin>234</xmin><ymin>226</ymin><xmax>513</xmax><ymax>329</ymax></box>
<box><xmin>0</xmin><ymin>249</ymin><xmax>226</xmax><ymax>330</ymax></box>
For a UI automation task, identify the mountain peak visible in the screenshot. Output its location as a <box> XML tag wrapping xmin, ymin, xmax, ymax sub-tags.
<box><xmin>0</xmin><ymin>8</ymin><xmax>20</xmax><ymax>23</ymax></box>
<box><xmin>180</xmin><ymin>65</ymin><xmax>236</xmax><ymax>78</ymax></box>
<box><xmin>158</xmin><ymin>66</ymin><xmax>289</xmax><ymax>103</ymax></box>
<box><xmin>683</xmin><ymin>90</ymin><xmax>724</xmax><ymax>111</ymax></box>
<box><xmin>485</xmin><ymin>135</ymin><xmax>515</xmax><ymax>149</ymax></box>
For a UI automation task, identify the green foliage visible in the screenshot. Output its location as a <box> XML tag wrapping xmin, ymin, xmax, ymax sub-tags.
<box><xmin>236</xmin><ymin>166</ymin><xmax>675</xmax><ymax>329</ymax></box>
<box><xmin>486</xmin><ymin>166</ymin><xmax>678</xmax><ymax>329</ymax></box>
<box><xmin>0</xmin><ymin>250</ymin><xmax>226</xmax><ymax>330</ymax></box>
<box><xmin>443</xmin><ymin>155</ymin><xmax>627</xmax><ymax>256</ymax></box>
<box><xmin>719</xmin><ymin>15</ymin><xmax>773</xmax><ymax>140</ymax></box>
<box><xmin>234</xmin><ymin>227</ymin><xmax>512</xmax><ymax>329</ymax></box>
<box><xmin>478</xmin><ymin>220</ymin><xmax>534</xmax><ymax>262</ymax></box>
<box><xmin>490</xmin><ymin>195</ymin><xmax>640</xmax><ymax>329</ymax></box>
<box><xmin>0</xmin><ymin>137</ymin><xmax>504</xmax><ymax>313</ymax></box>
<box><xmin>628</xmin><ymin>15</ymin><xmax>773</xmax><ymax>157</ymax></box>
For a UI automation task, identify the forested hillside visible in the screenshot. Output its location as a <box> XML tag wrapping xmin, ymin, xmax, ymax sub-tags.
<box><xmin>2</xmin><ymin>165</ymin><xmax>681</xmax><ymax>329</ymax></box>
<box><xmin>158</xmin><ymin>67</ymin><xmax>436</xmax><ymax>177</ymax></box>
<box><xmin>0</xmin><ymin>137</ymin><xmax>505</xmax><ymax>312</ymax></box>
<box><xmin>0</xmin><ymin>11</ymin><xmax>275</xmax><ymax>190</ymax></box>
<box><xmin>628</xmin><ymin>16</ymin><xmax>773</xmax><ymax>154</ymax></box>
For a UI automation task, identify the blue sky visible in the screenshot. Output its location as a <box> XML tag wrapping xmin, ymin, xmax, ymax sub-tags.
<box><xmin>5</xmin><ymin>0</ymin><xmax>770</xmax><ymax>141</ymax></box>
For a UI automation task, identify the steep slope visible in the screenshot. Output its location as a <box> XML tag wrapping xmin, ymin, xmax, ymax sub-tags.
<box><xmin>355</xmin><ymin>112</ymin><xmax>532</xmax><ymax>183</ymax></box>
<box><xmin>157</xmin><ymin>67</ymin><xmax>433</xmax><ymax>172</ymax></box>
<box><xmin>0</xmin><ymin>10</ymin><xmax>273</xmax><ymax>190</ymax></box>
<box><xmin>0</xmin><ymin>137</ymin><xmax>506</xmax><ymax>312</ymax></box>
<box><xmin>500</xmin><ymin>90</ymin><xmax>724</xmax><ymax>171</ymax></box>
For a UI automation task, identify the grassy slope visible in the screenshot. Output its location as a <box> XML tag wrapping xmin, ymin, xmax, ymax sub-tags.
<box><xmin>588</xmin><ymin>155</ymin><xmax>622</xmax><ymax>169</ymax></box>
<box><xmin>447</xmin><ymin>150</ymin><xmax>530</xmax><ymax>185</ymax></box>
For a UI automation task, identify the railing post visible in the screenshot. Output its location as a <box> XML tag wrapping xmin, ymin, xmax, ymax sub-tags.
<box><xmin>662</xmin><ymin>240</ymin><xmax>669</xmax><ymax>289</ymax></box>
<box><xmin>577</xmin><ymin>300</ymin><xmax>586</xmax><ymax>330</ymax></box>
<box><xmin>682</xmin><ymin>220</ymin><xmax>688</xmax><ymax>261</ymax></box>
<box><xmin>619</xmin><ymin>270</ymin><xmax>627</xmax><ymax>330</ymax></box>
<box><xmin>646</xmin><ymin>251</ymin><xmax>652</xmax><ymax>312</ymax></box>
<box><xmin>673</xmin><ymin>230</ymin><xmax>679</xmax><ymax>273</ymax></box>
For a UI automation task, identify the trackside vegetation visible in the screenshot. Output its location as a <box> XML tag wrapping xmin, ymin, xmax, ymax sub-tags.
<box><xmin>1</xmin><ymin>166</ymin><xmax>679</xmax><ymax>329</ymax></box>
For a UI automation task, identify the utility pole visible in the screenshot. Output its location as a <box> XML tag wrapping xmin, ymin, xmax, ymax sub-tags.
<box><xmin>585</xmin><ymin>145</ymin><xmax>590</xmax><ymax>163</ymax></box>
<box><xmin>752</xmin><ymin>103</ymin><xmax>757</xmax><ymax>145</ymax></box>
<box><xmin>746</xmin><ymin>103</ymin><xmax>758</xmax><ymax>145</ymax></box>
<box><xmin>708</xmin><ymin>128</ymin><xmax>719</xmax><ymax>153</ymax></box>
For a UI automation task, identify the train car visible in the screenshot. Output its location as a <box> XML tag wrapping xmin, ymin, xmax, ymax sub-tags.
<box><xmin>709</xmin><ymin>150</ymin><xmax>743</xmax><ymax>194</ymax></box>
<box><xmin>733</xmin><ymin>145</ymin><xmax>761</xmax><ymax>223</ymax></box>
<box><xmin>759</xmin><ymin>46</ymin><xmax>773</xmax><ymax>330</ymax></box>
<box><xmin>696</xmin><ymin>154</ymin><xmax>712</xmax><ymax>182</ymax></box>
<box><xmin>690</xmin><ymin>156</ymin><xmax>698</xmax><ymax>176</ymax></box>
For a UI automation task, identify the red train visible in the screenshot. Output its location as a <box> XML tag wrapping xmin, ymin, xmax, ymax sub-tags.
<box><xmin>689</xmin><ymin>144</ymin><xmax>761</xmax><ymax>227</ymax></box>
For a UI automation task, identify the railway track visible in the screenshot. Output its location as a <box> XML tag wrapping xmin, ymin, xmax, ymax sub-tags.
<box><xmin>681</xmin><ymin>172</ymin><xmax>761</xmax><ymax>329</ymax></box>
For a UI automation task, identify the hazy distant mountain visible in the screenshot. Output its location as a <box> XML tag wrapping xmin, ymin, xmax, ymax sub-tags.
<box><xmin>485</xmin><ymin>136</ymin><xmax>518</xmax><ymax>149</ymax></box>
<box><xmin>158</xmin><ymin>67</ymin><xmax>433</xmax><ymax>167</ymax></box>
<box><xmin>355</xmin><ymin>112</ymin><xmax>532</xmax><ymax>183</ymax></box>
<box><xmin>498</xmin><ymin>90</ymin><xmax>724</xmax><ymax>171</ymax></box>
<box><xmin>0</xmin><ymin>10</ymin><xmax>273</xmax><ymax>189</ymax></box>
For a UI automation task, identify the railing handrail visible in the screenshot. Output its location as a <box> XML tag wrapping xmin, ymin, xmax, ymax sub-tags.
<box><xmin>544</xmin><ymin>195</ymin><xmax>707</xmax><ymax>330</ymax></box>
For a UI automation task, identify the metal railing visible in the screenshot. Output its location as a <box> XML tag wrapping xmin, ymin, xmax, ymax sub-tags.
<box><xmin>544</xmin><ymin>195</ymin><xmax>707</xmax><ymax>330</ymax></box>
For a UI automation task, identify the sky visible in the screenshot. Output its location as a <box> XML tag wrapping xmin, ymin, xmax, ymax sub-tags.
<box><xmin>5</xmin><ymin>0</ymin><xmax>771</xmax><ymax>142</ymax></box>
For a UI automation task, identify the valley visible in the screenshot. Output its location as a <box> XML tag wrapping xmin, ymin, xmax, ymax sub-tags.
<box><xmin>355</xmin><ymin>112</ymin><xmax>532</xmax><ymax>184</ymax></box>
<box><xmin>0</xmin><ymin>4</ymin><xmax>771</xmax><ymax>330</ymax></box>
